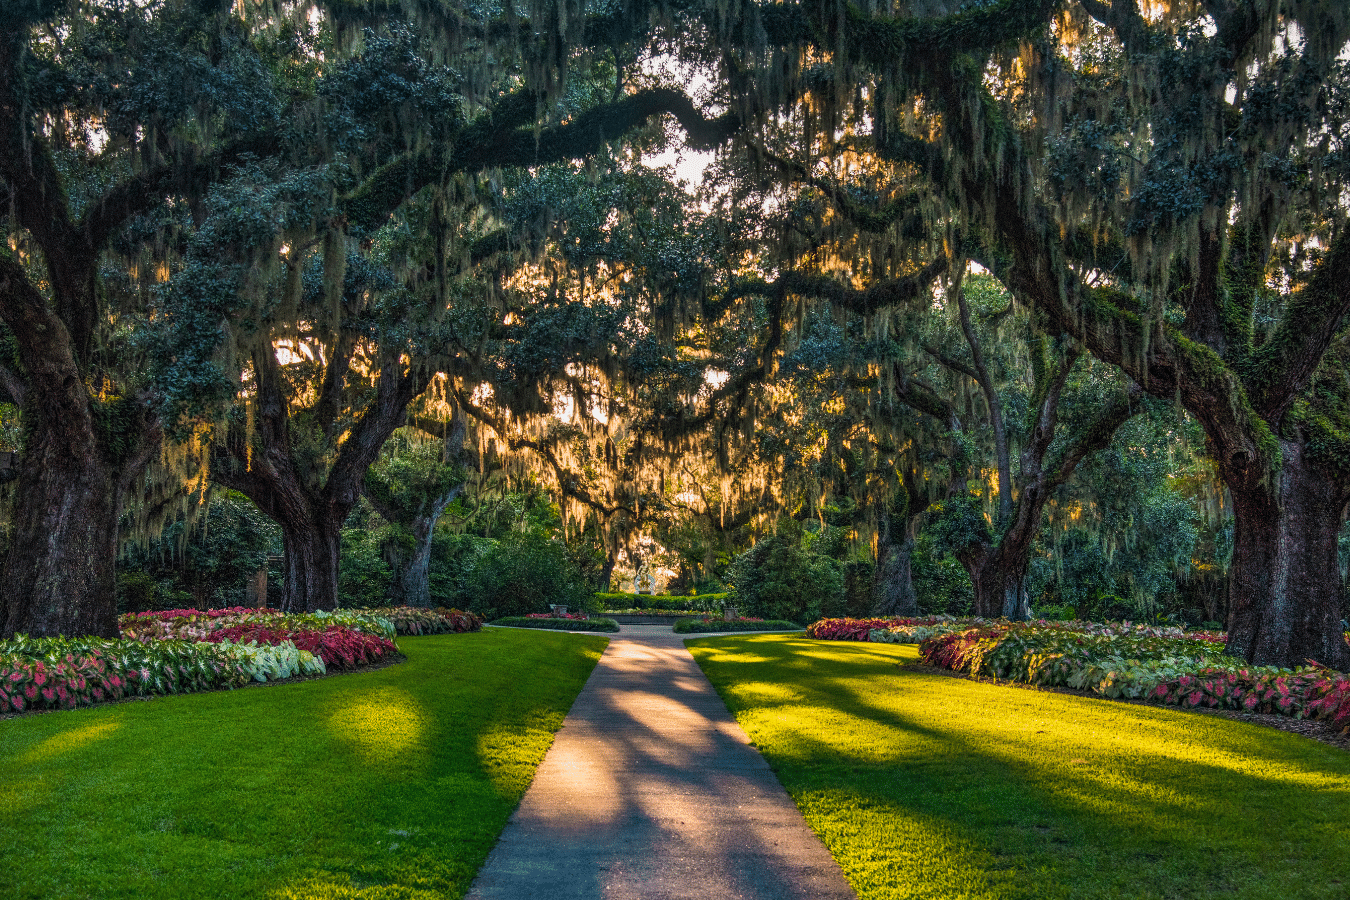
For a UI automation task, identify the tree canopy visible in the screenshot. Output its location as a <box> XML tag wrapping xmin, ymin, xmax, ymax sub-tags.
<box><xmin>3</xmin><ymin>0</ymin><xmax>1348</xmax><ymax>669</ymax></box>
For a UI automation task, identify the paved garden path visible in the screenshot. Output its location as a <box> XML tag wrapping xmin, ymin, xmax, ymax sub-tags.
<box><xmin>465</xmin><ymin>625</ymin><xmax>857</xmax><ymax>900</ymax></box>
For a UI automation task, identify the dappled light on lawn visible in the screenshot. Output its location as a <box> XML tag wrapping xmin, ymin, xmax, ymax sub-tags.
<box><xmin>690</xmin><ymin>634</ymin><xmax>1350</xmax><ymax>900</ymax></box>
<box><xmin>17</xmin><ymin>720</ymin><xmax>120</xmax><ymax>766</ymax></box>
<box><xmin>328</xmin><ymin>687</ymin><xmax>429</xmax><ymax>768</ymax></box>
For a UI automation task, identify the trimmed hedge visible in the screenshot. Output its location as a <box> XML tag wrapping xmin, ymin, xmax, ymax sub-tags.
<box><xmin>673</xmin><ymin>618</ymin><xmax>800</xmax><ymax>634</ymax></box>
<box><xmin>594</xmin><ymin>592</ymin><xmax>728</xmax><ymax>612</ymax></box>
<box><xmin>493</xmin><ymin>616</ymin><xmax>620</xmax><ymax>633</ymax></box>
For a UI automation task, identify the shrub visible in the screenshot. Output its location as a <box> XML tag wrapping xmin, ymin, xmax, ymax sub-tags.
<box><xmin>725</xmin><ymin>534</ymin><xmax>844</xmax><ymax>624</ymax></box>
<box><xmin>492</xmin><ymin>616</ymin><xmax>619</xmax><ymax>633</ymax></box>
<box><xmin>460</xmin><ymin>532</ymin><xmax>589</xmax><ymax>619</ymax></box>
<box><xmin>673</xmin><ymin>618</ymin><xmax>800</xmax><ymax>633</ymax></box>
<box><xmin>593</xmin><ymin>592</ymin><xmax>728</xmax><ymax>612</ymax></box>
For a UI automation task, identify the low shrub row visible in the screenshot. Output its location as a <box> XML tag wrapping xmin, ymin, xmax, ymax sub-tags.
<box><xmin>808</xmin><ymin>615</ymin><xmax>1230</xmax><ymax>645</ymax></box>
<box><xmin>493</xmin><ymin>616</ymin><xmax>620</xmax><ymax>633</ymax></box>
<box><xmin>602</xmin><ymin>608</ymin><xmax>703</xmax><ymax>617</ymax></box>
<box><xmin>120</xmin><ymin>607</ymin><xmax>398</xmax><ymax>642</ymax></box>
<box><xmin>673</xmin><ymin>617</ymin><xmax>800</xmax><ymax>634</ymax></box>
<box><xmin>594</xmin><ymin>592</ymin><xmax>728</xmax><ymax>612</ymax></box>
<box><xmin>916</xmin><ymin>621</ymin><xmax>1350</xmax><ymax>732</ymax></box>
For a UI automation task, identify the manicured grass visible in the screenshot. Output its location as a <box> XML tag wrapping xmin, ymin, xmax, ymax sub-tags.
<box><xmin>0</xmin><ymin>629</ymin><xmax>608</xmax><ymax>900</ymax></box>
<box><xmin>688</xmin><ymin>634</ymin><xmax>1350</xmax><ymax>900</ymax></box>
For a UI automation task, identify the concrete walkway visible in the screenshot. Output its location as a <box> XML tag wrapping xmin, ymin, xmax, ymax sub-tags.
<box><xmin>465</xmin><ymin>626</ymin><xmax>857</xmax><ymax>900</ymax></box>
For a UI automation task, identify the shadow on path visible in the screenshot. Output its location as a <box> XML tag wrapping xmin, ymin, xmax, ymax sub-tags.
<box><xmin>464</xmin><ymin>626</ymin><xmax>857</xmax><ymax>900</ymax></box>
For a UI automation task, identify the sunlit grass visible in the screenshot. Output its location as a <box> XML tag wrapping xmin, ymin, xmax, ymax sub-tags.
<box><xmin>0</xmin><ymin>629</ymin><xmax>607</xmax><ymax>900</ymax></box>
<box><xmin>688</xmin><ymin>634</ymin><xmax>1350</xmax><ymax>900</ymax></box>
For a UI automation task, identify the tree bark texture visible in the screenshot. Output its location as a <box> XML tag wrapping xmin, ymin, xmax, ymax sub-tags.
<box><xmin>1</xmin><ymin>425</ymin><xmax>120</xmax><ymax>638</ymax></box>
<box><xmin>396</xmin><ymin>488</ymin><xmax>460</xmax><ymax>608</ymax></box>
<box><xmin>873</xmin><ymin>533</ymin><xmax>918</xmax><ymax>616</ymax></box>
<box><xmin>279</xmin><ymin>514</ymin><xmax>343</xmax><ymax>614</ymax></box>
<box><xmin>1225</xmin><ymin>441</ymin><xmax>1350</xmax><ymax>670</ymax></box>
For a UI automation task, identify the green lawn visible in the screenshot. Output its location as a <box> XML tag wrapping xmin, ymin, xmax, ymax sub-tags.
<box><xmin>688</xmin><ymin>633</ymin><xmax>1350</xmax><ymax>900</ymax></box>
<box><xmin>0</xmin><ymin>629</ymin><xmax>608</xmax><ymax>900</ymax></box>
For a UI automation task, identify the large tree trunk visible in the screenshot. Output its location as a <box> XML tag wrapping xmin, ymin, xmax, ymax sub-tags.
<box><xmin>279</xmin><ymin>513</ymin><xmax>343</xmax><ymax>614</ymax></box>
<box><xmin>598</xmin><ymin>551</ymin><xmax>618</xmax><ymax>594</ymax></box>
<box><xmin>970</xmin><ymin>555</ymin><xmax>1033</xmax><ymax>621</ymax></box>
<box><xmin>1226</xmin><ymin>441</ymin><xmax>1350</xmax><ymax>670</ymax></box>
<box><xmin>1</xmin><ymin>427</ymin><xmax>120</xmax><ymax>637</ymax></box>
<box><xmin>0</xmin><ymin>254</ymin><xmax>153</xmax><ymax>638</ymax></box>
<box><xmin>873</xmin><ymin>504</ymin><xmax>918</xmax><ymax>616</ymax></box>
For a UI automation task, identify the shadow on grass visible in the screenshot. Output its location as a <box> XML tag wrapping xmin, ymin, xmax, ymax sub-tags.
<box><xmin>0</xmin><ymin>629</ymin><xmax>607</xmax><ymax>900</ymax></box>
<box><xmin>688</xmin><ymin>634</ymin><xmax>1350</xmax><ymax>900</ymax></box>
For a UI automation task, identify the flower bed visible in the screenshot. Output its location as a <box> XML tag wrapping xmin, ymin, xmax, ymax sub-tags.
<box><xmin>350</xmin><ymin>606</ymin><xmax>482</xmax><ymax>635</ymax></box>
<box><xmin>492</xmin><ymin>616</ymin><xmax>620</xmax><ymax>633</ymax></box>
<box><xmin>0</xmin><ymin>605</ymin><xmax>432</xmax><ymax>716</ymax></box>
<box><xmin>807</xmin><ymin>616</ymin><xmax>976</xmax><ymax>642</ymax></box>
<box><xmin>673</xmin><ymin>617</ymin><xmax>800</xmax><ymax>633</ymax></box>
<box><xmin>0</xmin><ymin>635</ymin><xmax>254</xmax><ymax>713</ymax></box>
<box><xmin>916</xmin><ymin>621</ymin><xmax>1350</xmax><ymax>733</ymax></box>
<box><xmin>119</xmin><ymin>607</ymin><xmax>398</xmax><ymax>671</ymax></box>
<box><xmin>526</xmin><ymin>611</ymin><xmax>590</xmax><ymax>621</ymax></box>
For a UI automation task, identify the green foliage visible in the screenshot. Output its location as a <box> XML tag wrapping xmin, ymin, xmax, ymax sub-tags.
<box><xmin>593</xmin><ymin>592</ymin><xmax>728</xmax><ymax>612</ymax></box>
<box><xmin>672</xmin><ymin>618</ymin><xmax>800</xmax><ymax>633</ymax></box>
<box><xmin>117</xmin><ymin>495</ymin><xmax>279</xmax><ymax>611</ymax></box>
<box><xmin>725</xmin><ymin>529</ymin><xmax>845</xmax><ymax>624</ymax></box>
<box><xmin>911</xmin><ymin>532</ymin><xmax>975</xmax><ymax>616</ymax></box>
<box><xmin>459</xmin><ymin>531</ymin><xmax>589</xmax><ymax>619</ymax></box>
<box><xmin>492</xmin><ymin>616</ymin><xmax>619</xmax><ymax>633</ymax></box>
<box><xmin>925</xmin><ymin>495</ymin><xmax>993</xmax><ymax>558</ymax></box>
<box><xmin>336</xmin><ymin>516</ymin><xmax>393</xmax><ymax>609</ymax></box>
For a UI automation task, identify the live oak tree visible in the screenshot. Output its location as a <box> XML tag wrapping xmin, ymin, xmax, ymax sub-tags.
<box><xmin>1</xmin><ymin>0</ymin><xmax>742</xmax><ymax>630</ymax></box>
<box><xmin>709</xmin><ymin>0</ymin><xmax>1350</xmax><ymax>667</ymax></box>
<box><xmin>0</xmin><ymin>0</ymin><xmax>291</xmax><ymax>637</ymax></box>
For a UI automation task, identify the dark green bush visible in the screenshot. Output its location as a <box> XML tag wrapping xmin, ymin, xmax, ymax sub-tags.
<box><xmin>673</xmin><ymin>618</ymin><xmax>800</xmax><ymax>633</ymax></box>
<box><xmin>461</xmin><ymin>532</ymin><xmax>589</xmax><ymax>619</ymax></box>
<box><xmin>593</xmin><ymin>592</ymin><xmax>728</xmax><ymax>612</ymax></box>
<box><xmin>912</xmin><ymin>533</ymin><xmax>975</xmax><ymax>616</ymax></box>
<box><xmin>724</xmin><ymin>533</ymin><xmax>844</xmax><ymax>624</ymax></box>
<box><xmin>491</xmin><ymin>616</ymin><xmax>619</xmax><ymax>633</ymax></box>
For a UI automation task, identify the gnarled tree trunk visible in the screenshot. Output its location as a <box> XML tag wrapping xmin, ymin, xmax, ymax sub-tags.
<box><xmin>1226</xmin><ymin>441</ymin><xmax>1350</xmax><ymax>670</ymax></box>
<box><xmin>3</xmin><ymin>426</ymin><xmax>120</xmax><ymax>637</ymax></box>
<box><xmin>279</xmin><ymin>512</ymin><xmax>343</xmax><ymax>614</ymax></box>
<box><xmin>873</xmin><ymin>501</ymin><xmax>919</xmax><ymax>616</ymax></box>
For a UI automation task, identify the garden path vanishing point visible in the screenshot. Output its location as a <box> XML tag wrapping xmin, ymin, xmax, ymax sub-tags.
<box><xmin>465</xmin><ymin>625</ymin><xmax>857</xmax><ymax>900</ymax></box>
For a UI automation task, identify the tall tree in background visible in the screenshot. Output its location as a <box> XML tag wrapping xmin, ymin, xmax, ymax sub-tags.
<box><xmin>0</xmin><ymin>0</ymin><xmax>284</xmax><ymax>636</ymax></box>
<box><xmin>721</xmin><ymin>0</ymin><xmax>1350</xmax><ymax>667</ymax></box>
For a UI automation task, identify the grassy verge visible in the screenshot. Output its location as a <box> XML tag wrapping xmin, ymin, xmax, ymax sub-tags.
<box><xmin>0</xmin><ymin>629</ymin><xmax>608</xmax><ymax>900</ymax></box>
<box><xmin>688</xmin><ymin>634</ymin><xmax>1350</xmax><ymax>900</ymax></box>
